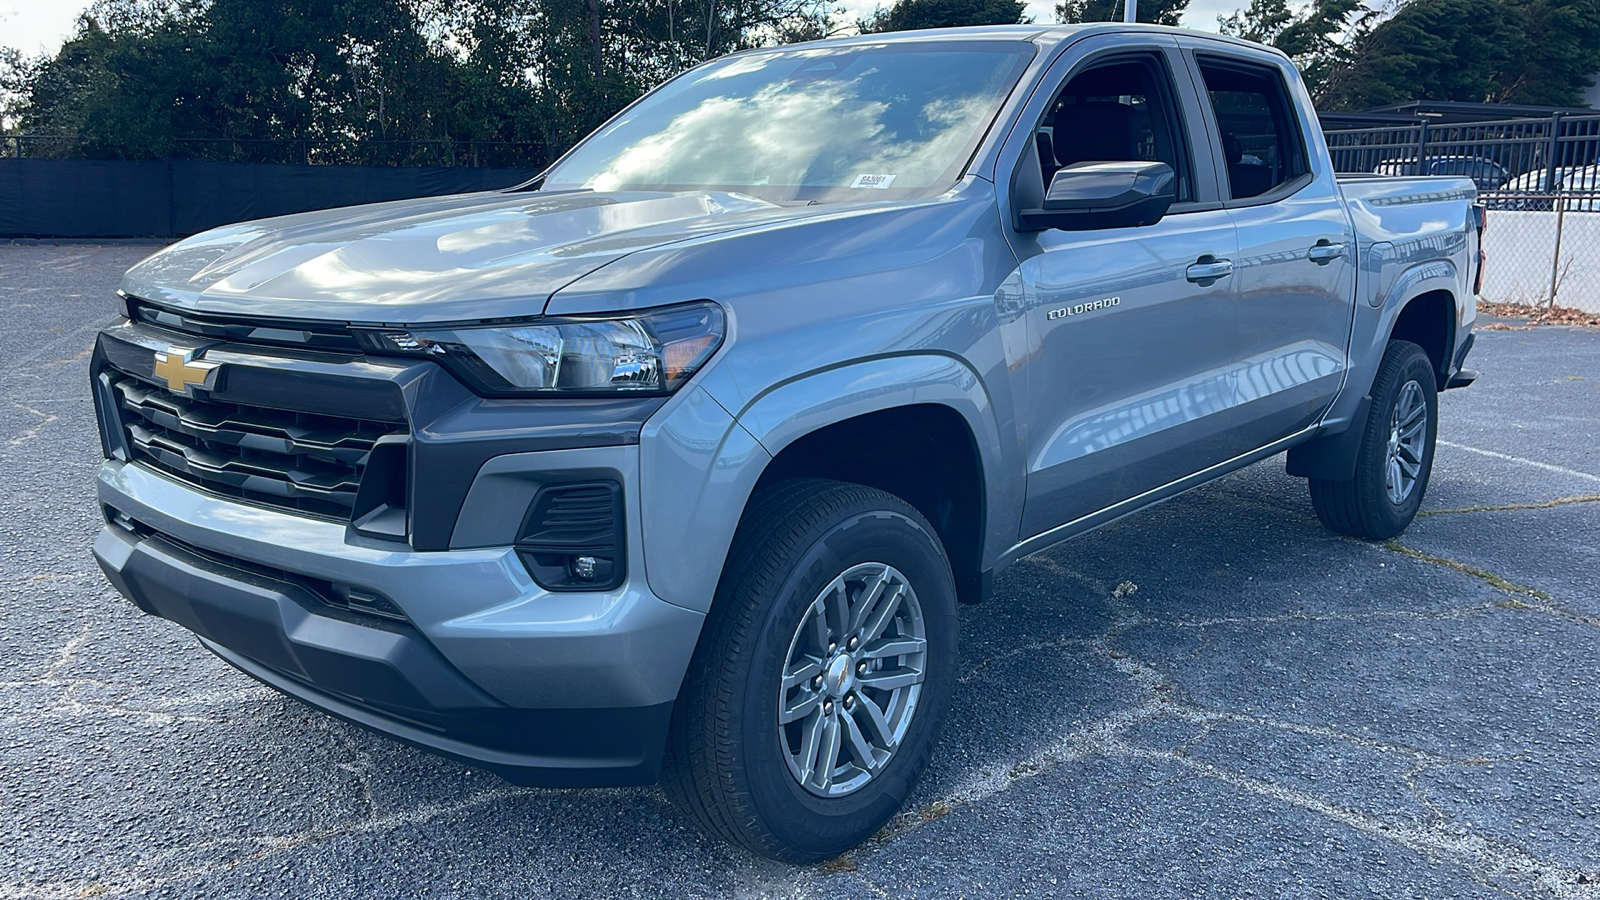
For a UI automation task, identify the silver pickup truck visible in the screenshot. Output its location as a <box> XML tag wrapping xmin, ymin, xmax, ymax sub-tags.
<box><xmin>90</xmin><ymin>24</ymin><xmax>1481</xmax><ymax>861</ymax></box>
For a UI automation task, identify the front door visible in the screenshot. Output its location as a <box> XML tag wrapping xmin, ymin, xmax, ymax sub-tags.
<box><xmin>1001</xmin><ymin>42</ymin><xmax>1249</xmax><ymax>538</ymax></box>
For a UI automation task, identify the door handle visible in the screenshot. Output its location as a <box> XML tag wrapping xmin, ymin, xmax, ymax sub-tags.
<box><xmin>1185</xmin><ymin>257</ymin><xmax>1234</xmax><ymax>285</ymax></box>
<box><xmin>1307</xmin><ymin>241</ymin><xmax>1346</xmax><ymax>264</ymax></box>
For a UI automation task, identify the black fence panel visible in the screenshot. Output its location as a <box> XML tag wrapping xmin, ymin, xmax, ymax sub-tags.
<box><xmin>0</xmin><ymin>159</ymin><xmax>174</xmax><ymax>237</ymax></box>
<box><xmin>4</xmin><ymin>135</ymin><xmax>546</xmax><ymax>168</ymax></box>
<box><xmin>166</xmin><ymin>161</ymin><xmax>540</xmax><ymax>235</ymax></box>
<box><xmin>0</xmin><ymin>159</ymin><xmax>541</xmax><ymax>238</ymax></box>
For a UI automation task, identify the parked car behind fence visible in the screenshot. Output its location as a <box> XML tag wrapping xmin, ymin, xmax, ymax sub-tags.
<box><xmin>1326</xmin><ymin>113</ymin><xmax>1600</xmax><ymax>208</ymax></box>
<box><xmin>1372</xmin><ymin>156</ymin><xmax>1509</xmax><ymax>192</ymax></box>
<box><xmin>1495</xmin><ymin>165</ymin><xmax>1600</xmax><ymax>211</ymax></box>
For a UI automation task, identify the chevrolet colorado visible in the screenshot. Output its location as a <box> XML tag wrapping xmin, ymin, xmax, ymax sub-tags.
<box><xmin>90</xmin><ymin>24</ymin><xmax>1482</xmax><ymax>861</ymax></box>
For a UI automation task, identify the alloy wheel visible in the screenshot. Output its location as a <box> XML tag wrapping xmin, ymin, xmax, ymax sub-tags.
<box><xmin>1386</xmin><ymin>379</ymin><xmax>1428</xmax><ymax>505</ymax></box>
<box><xmin>778</xmin><ymin>562</ymin><xmax>927</xmax><ymax>797</ymax></box>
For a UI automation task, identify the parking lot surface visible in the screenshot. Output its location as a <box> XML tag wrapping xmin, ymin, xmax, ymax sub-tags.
<box><xmin>2</xmin><ymin>243</ymin><xmax>1597</xmax><ymax>899</ymax></box>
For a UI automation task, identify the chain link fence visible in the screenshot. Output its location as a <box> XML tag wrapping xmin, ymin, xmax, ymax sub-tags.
<box><xmin>1326</xmin><ymin>113</ymin><xmax>1600</xmax><ymax>313</ymax></box>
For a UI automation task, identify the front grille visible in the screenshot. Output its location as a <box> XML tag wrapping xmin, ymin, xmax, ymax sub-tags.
<box><xmin>108</xmin><ymin>371</ymin><xmax>407</xmax><ymax>520</ymax></box>
<box><xmin>126</xmin><ymin>297</ymin><xmax>364</xmax><ymax>354</ymax></box>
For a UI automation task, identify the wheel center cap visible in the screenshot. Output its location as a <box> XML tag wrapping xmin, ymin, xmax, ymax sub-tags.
<box><xmin>825</xmin><ymin>653</ymin><xmax>857</xmax><ymax>698</ymax></box>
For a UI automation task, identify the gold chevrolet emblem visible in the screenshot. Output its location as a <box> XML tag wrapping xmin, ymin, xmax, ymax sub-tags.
<box><xmin>152</xmin><ymin>347</ymin><xmax>219</xmax><ymax>393</ymax></box>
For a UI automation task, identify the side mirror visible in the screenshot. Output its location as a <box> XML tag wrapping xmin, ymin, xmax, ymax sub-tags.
<box><xmin>1017</xmin><ymin>161</ymin><xmax>1177</xmax><ymax>232</ymax></box>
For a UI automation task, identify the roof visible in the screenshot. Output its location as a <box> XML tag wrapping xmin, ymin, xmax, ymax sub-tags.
<box><xmin>778</xmin><ymin>22</ymin><xmax>1276</xmax><ymax>52</ymax></box>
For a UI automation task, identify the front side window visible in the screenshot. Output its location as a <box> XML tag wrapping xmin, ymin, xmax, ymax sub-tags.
<box><xmin>542</xmin><ymin>42</ymin><xmax>1034</xmax><ymax>203</ymax></box>
<box><xmin>1034</xmin><ymin>56</ymin><xmax>1194</xmax><ymax>202</ymax></box>
<box><xmin>1198</xmin><ymin>60</ymin><xmax>1309</xmax><ymax>200</ymax></box>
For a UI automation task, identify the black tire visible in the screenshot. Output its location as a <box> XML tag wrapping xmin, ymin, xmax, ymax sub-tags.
<box><xmin>662</xmin><ymin>478</ymin><xmax>958</xmax><ymax>863</ymax></box>
<box><xmin>1309</xmin><ymin>340</ymin><xmax>1439</xmax><ymax>539</ymax></box>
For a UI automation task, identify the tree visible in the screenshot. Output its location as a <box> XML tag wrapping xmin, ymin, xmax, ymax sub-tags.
<box><xmin>468</xmin><ymin>0</ymin><xmax>836</xmax><ymax>157</ymax></box>
<box><xmin>1224</xmin><ymin>0</ymin><xmax>1600</xmax><ymax>110</ymax></box>
<box><xmin>1498</xmin><ymin>0</ymin><xmax>1600</xmax><ymax>105</ymax></box>
<box><xmin>1217</xmin><ymin>0</ymin><xmax>1294</xmax><ymax>43</ymax></box>
<box><xmin>0</xmin><ymin>47</ymin><xmax>34</xmax><ymax>135</ymax></box>
<box><xmin>1055</xmin><ymin>0</ymin><xmax>1189</xmax><ymax>27</ymax></box>
<box><xmin>859</xmin><ymin>0</ymin><xmax>1028</xmax><ymax>32</ymax></box>
<box><xmin>5</xmin><ymin>0</ymin><xmax>839</xmax><ymax>166</ymax></box>
<box><xmin>11</xmin><ymin>0</ymin><xmax>480</xmax><ymax>159</ymax></box>
<box><xmin>1218</xmin><ymin>0</ymin><xmax>1366</xmax><ymax>98</ymax></box>
<box><xmin>1318</xmin><ymin>0</ymin><xmax>1529</xmax><ymax>108</ymax></box>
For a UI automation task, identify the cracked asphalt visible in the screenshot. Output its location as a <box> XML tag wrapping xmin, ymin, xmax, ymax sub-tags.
<box><xmin>2</xmin><ymin>243</ymin><xmax>1598</xmax><ymax>899</ymax></box>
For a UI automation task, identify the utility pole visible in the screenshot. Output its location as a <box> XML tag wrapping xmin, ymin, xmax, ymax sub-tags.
<box><xmin>1124</xmin><ymin>0</ymin><xmax>1138</xmax><ymax>21</ymax></box>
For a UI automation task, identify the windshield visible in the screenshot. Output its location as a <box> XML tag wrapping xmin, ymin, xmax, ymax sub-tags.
<box><xmin>542</xmin><ymin>41</ymin><xmax>1035</xmax><ymax>203</ymax></box>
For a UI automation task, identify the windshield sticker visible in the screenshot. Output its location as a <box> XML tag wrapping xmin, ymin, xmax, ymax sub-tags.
<box><xmin>850</xmin><ymin>173</ymin><xmax>897</xmax><ymax>189</ymax></box>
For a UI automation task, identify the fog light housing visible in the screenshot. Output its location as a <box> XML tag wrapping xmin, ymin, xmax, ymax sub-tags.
<box><xmin>515</xmin><ymin>482</ymin><xmax>624</xmax><ymax>591</ymax></box>
<box><xmin>572</xmin><ymin>556</ymin><xmax>598</xmax><ymax>580</ymax></box>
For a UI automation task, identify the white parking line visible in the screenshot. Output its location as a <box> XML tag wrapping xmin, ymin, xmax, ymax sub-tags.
<box><xmin>1437</xmin><ymin>440</ymin><xmax>1600</xmax><ymax>484</ymax></box>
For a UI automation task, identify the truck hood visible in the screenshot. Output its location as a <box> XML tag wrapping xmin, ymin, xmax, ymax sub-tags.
<box><xmin>120</xmin><ymin>189</ymin><xmax>826</xmax><ymax>324</ymax></box>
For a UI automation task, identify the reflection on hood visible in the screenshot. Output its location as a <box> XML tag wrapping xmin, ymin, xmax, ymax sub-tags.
<box><xmin>117</xmin><ymin>188</ymin><xmax>901</xmax><ymax>324</ymax></box>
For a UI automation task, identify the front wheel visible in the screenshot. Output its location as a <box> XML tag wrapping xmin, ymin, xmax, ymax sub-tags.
<box><xmin>662</xmin><ymin>479</ymin><xmax>957</xmax><ymax>862</ymax></box>
<box><xmin>1309</xmin><ymin>339</ymin><xmax>1439</xmax><ymax>539</ymax></box>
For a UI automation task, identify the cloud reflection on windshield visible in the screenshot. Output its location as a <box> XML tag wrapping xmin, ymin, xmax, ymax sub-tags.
<box><xmin>587</xmin><ymin>80</ymin><xmax>994</xmax><ymax>192</ymax></box>
<box><xmin>551</xmin><ymin>46</ymin><xmax>1026</xmax><ymax>199</ymax></box>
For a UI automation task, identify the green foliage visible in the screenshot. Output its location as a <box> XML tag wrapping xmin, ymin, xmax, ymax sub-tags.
<box><xmin>1221</xmin><ymin>0</ymin><xmax>1600</xmax><ymax>109</ymax></box>
<box><xmin>1319</xmin><ymin>0</ymin><xmax>1528</xmax><ymax>108</ymax></box>
<box><xmin>1217</xmin><ymin>0</ymin><xmax>1294</xmax><ymax>43</ymax></box>
<box><xmin>858</xmin><ymin>0</ymin><xmax>1029</xmax><ymax>33</ymax></box>
<box><xmin>0</xmin><ymin>46</ymin><xmax>34</xmax><ymax>135</ymax></box>
<box><xmin>1217</xmin><ymin>0</ymin><xmax>1367</xmax><ymax>100</ymax></box>
<box><xmin>1055</xmin><ymin>0</ymin><xmax>1190</xmax><ymax>27</ymax></box>
<box><xmin>1513</xmin><ymin>0</ymin><xmax>1600</xmax><ymax>105</ymax></box>
<box><xmin>16</xmin><ymin>0</ymin><xmax>1596</xmax><ymax>162</ymax></box>
<box><xmin>4</xmin><ymin>0</ymin><xmax>836</xmax><ymax>165</ymax></box>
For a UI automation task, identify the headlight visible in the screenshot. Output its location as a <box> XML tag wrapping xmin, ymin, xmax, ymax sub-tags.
<box><xmin>358</xmin><ymin>302</ymin><xmax>724</xmax><ymax>396</ymax></box>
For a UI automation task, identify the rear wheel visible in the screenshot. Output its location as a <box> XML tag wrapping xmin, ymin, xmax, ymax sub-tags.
<box><xmin>1309</xmin><ymin>340</ymin><xmax>1438</xmax><ymax>539</ymax></box>
<box><xmin>662</xmin><ymin>479</ymin><xmax>957</xmax><ymax>862</ymax></box>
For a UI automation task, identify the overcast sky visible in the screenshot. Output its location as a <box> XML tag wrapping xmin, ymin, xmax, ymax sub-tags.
<box><xmin>0</xmin><ymin>0</ymin><xmax>85</xmax><ymax>56</ymax></box>
<box><xmin>0</xmin><ymin>0</ymin><xmax>1240</xmax><ymax>58</ymax></box>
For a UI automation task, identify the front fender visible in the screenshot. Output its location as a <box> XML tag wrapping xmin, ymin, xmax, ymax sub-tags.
<box><xmin>637</xmin><ymin>386</ymin><xmax>770</xmax><ymax>614</ymax></box>
<box><xmin>638</xmin><ymin>355</ymin><xmax>1017</xmax><ymax>612</ymax></box>
<box><xmin>734</xmin><ymin>354</ymin><xmax>1015</xmax><ymax>569</ymax></box>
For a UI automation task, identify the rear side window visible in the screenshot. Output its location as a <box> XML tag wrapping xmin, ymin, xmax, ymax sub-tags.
<box><xmin>1197</xmin><ymin>59</ymin><xmax>1309</xmax><ymax>200</ymax></box>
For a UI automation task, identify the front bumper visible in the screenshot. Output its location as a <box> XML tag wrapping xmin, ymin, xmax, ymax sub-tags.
<box><xmin>94</xmin><ymin>458</ymin><xmax>705</xmax><ymax>787</ymax></box>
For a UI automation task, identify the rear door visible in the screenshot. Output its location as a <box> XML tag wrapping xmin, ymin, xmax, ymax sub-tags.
<box><xmin>997</xmin><ymin>37</ymin><xmax>1247</xmax><ymax>538</ymax></box>
<box><xmin>1185</xmin><ymin>45</ymin><xmax>1356</xmax><ymax>451</ymax></box>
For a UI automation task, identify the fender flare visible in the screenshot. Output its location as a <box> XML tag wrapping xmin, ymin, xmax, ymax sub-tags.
<box><xmin>638</xmin><ymin>354</ymin><xmax>1014</xmax><ymax>613</ymax></box>
<box><xmin>1381</xmin><ymin>261</ymin><xmax>1461</xmax><ymax>381</ymax></box>
<box><xmin>737</xmin><ymin>352</ymin><xmax>1004</xmax><ymax>468</ymax></box>
<box><xmin>1287</xmin><ymin>264</ymin><xmax>1460</xmax><ymax>482</ymax></box>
